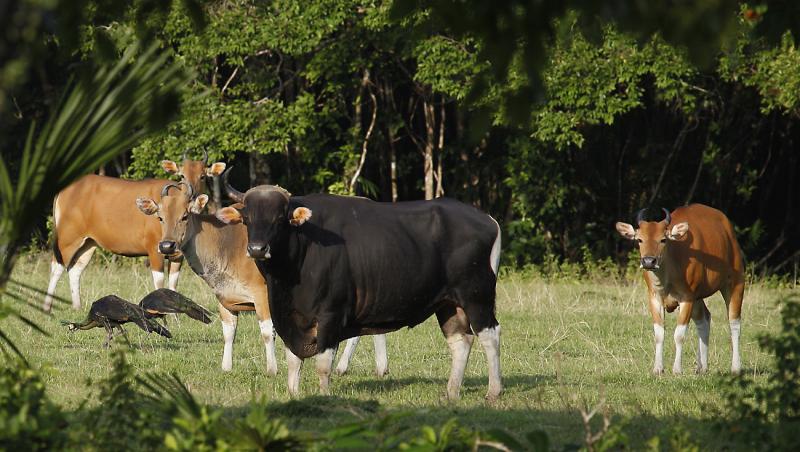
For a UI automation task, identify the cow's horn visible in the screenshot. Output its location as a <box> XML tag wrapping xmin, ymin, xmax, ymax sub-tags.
<box><xmin>161</xmin><ymin>183</ymin><xmax>180</xmax><ymax>198</ymax></box>
<box><xmin>662</xmin><ymin>208</ymin><xmax>671</xmax><ymax>225</ymax></box>
<box><xmin>202</xmin><ymin>148</ymin><xmax>209</xmax><ymax>165</ymax></box>
<box><xmin>634</xmin><ymin>208</ymin><xmax>647</xmax><ymax>227</ymax></box>
<box><xmin>177</xmin><ymin>181</ymin><xmax>194</xmax><ymax>200</ymax></box>
<box><xmin>223</xmin><ymin>167</ymin><xmax>245</xmax><ymax>203</ymax></box>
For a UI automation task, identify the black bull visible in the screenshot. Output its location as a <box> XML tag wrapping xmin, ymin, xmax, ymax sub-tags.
<box><xmin>218</xmin><ymin>185</ymin><xmax>503</xmax><ymax>400</ymax></box>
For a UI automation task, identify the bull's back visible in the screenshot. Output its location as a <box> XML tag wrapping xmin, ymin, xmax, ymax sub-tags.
<box><xmin>670</xmin><ymin>204</ymin><xmax>743</xmax><ymax>296</ymax></box>
<box><xmin>55</xmin><ymin>175</ymin><xmax>169</xmax><ymax>256</ymax></box>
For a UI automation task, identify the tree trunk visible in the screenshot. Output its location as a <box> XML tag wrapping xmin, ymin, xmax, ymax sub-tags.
<box><xmin>423</xmin><ymin>98</ymin><xmax>435</xmax><ymax>200</ymax></box>
<box><xmin>435</xmin><ymin>100</ymin><xmax>445</xmax><ymax>198</ymax></box>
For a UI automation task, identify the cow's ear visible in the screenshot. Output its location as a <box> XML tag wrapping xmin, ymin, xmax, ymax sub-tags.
<box><xmin>190</xmin><ymin>194</ymin><xmax>209</xmax><ymax>214</ymax></box>
<box><xmin>668</xmin><ymin>222</ymin><xmax>689</xmax><ymax>240</ymax></box>
<box><xmin>136</xmin><ymin>198</ymin><xmax>159</xmax><ymax>215</ymax></box>
<box><xmin>615</xmin><ymin>222</ymin><xmax>636</xmax><ymax>240</ymax></box>
<box><xmin>161</xmin><ymin>160</ymin><xmax>180</xmax><ymax>175</ymax></box>
<box><xmin>216</xmin><ymin>206</ymin><xmax>242</xmax><ymax>224</ymax></box>
<box><xmin>290</xmin><ymin>207</ymin><xmax>312</xmax><ymax>226</ymax></box>
<box><xmin>206</xmin><ymin>162</ymin><xmax>226</xmax><ymax>177</ymax></box>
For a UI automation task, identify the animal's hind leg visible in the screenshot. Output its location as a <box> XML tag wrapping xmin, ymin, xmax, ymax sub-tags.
<box><xmin>43</xmin><ymin>258</ymin><xmax>65</xmax><ymax>312</ymax></box>
<box><xmin>691</xmin><ymin>299</ymin><xmax>711</xmax><ymax>373</ymax></box>
<box><xmin>315</xmin><ymin>347</ymin><xmax>337</xmax><ymax>395</ymax></box>
<box><xmin>722</xmin><ymin>277</ymin><xmax>745</xmax><ymax>374</ymax></box>
<box><xmin>458</xmin><ymin>285</ymin><xmax>503</xmax><ymax>401</ymax></box>
<box><xmin>334</xmin><ymin>336</ymin><xmax>359</xmax><ymax>375</ymax></box>
<box><xmin>67</xmin><ymin>241</ymin><xmax>96</xmax><ymax>310</ymax></box>
<box><xmin>218</xmin><ymin>303</ymin><xmax>238</xmax><ymax>371</ymax></box>
<box><xmin>436</xmin><ymin>303</ymin><xmax>474</xmax><ymax>401</ymax></box>
<box><xmin>373</xmin><ymin>334</ymin><xmax>388</xmax><ymax>377</ymax></box>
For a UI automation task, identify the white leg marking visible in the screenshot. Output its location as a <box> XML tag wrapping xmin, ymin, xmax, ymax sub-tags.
<box><xmin>167</xmin><ymin>265</ymin><xmax>180</xmax><ymax>291</ymax></box>
<box><xmin>43</xmin><ymin>260</ymin><xmax>65</xmax><ymax>312</ymax></box>
<box><xmin>221</xmin><ymin>319</ymin><xmax>237</xmax><ymax>371</ymax></box>
<box><xmin>151</xmin><ymin>270</ymin><xmax>165</xmax><ymax>289</ymax></box>
<box><xmin>730</xmin><ymin>319</ymin><xmax>742</xmax><ymax>374</ymax></box>
<box><xmin>258</xmin><ymin>318</ymin><xmax>277</xmax><ymax>376</ymax></box>
<box><xmin>673</xmin><ymin>324</ymin><xmax>688</xmax><ymax>374</ymax></box>
<box><xmin>334</xmin><ymin>336</ymin><xmax>360</xmax><ymax>375</ymax></box>
<box><xmin>478</xmin><ymin>326</ymin><xmax>502</xmax><ymax>400</ymax></box>
<box><xmin>286</xmin><ymin>348</ymin><xmax>303</xmax><ymax>396</ymax></box>
<box><xmin>67</xmin><ymin>246</ymin><xmax>95</xmax><ymax>310</ymax></box>
<box><xmin>315</xmin><ymin>348</ymin><xmax>336</xmax><ymax>395</ymax></box>
<box><xmin>695</xmin><ymin>316</ymin><xmax>710</xmax><ymax>373</ymax></box>
<box><xmin>488</xmin><ymin>216</ymin><xmax>502</xmax><ymax>275</ymax></box>
<box><xmin>653</xmin><ymin>323</ymin><xmax>665</xmax><ymax>375</ymax></box>
<box><xmin>446</xmin><ymin>333</ymin><xmax>474</xmax><ymax>400</ymax></box>
<box><xmin>373</xmin><ymin>334</ymin><xmax>388</xmax><ymax>377</ymax></box>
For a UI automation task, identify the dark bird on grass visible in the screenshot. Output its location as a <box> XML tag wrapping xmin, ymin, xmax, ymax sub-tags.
<box><xmin>61</xmin><ymin>295</ymin><xmax>172</xmax><ymax>348</ymax></box>
<box><xmin>139</xmin><ymin>288</ymin><xmax>212</xmax><ymax>324</ymax></box>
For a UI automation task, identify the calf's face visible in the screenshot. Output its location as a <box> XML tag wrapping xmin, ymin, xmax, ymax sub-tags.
<box><xmin>136</xmin><ymin>186</ymin><xmax>208</xmax><ymax>257</ymax></box>
<box><xmin>615</xmin><ymin>218</ymin><xmax>689</xmax><ymax>270</ymax></box>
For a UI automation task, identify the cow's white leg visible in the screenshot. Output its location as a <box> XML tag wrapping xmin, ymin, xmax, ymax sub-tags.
<box><xmin>43</xmin><ymin>260</ymin><xmax>65</xmax><ymax>312</ymax></box>
<box><xmin>673</xmin><ymin>301</ymin><xmax>694</xmax><ymax>374</ymax></box>
<box><xmin>478</xmin><ymin>326</ymin><xmax>502</xmax><ymax>401</ymax></box>
<box><xmin>692</xmin><ymin>300</ymin><xmax>710</xmax><ymax>374</ymax></box>
<box><xmin>373</xmin><ymin>334</ymin><xmax>388</xmax><ymax>377</ymax></box>
<box><xmin>445</xmin><ymin>333</ymin><xmax>474</xmax><ymax>400</ymax></box>
<box><xmin>286</xmin><ymin>348</ymin><xmax>303</xmax><ymax>396</ymax></box>
<box><xmin>259</xmin><ymin>318</ymin><xmax>277</xmax><ymax>376</ymax></box>
<box><xmin>151</xmin><ymin>270</ymin><xmax>165</xmax><ymax>289</ymax></box>
<box><xmin>316</xmin><ymin>348</ymin><xmax>336</xmax><ymax>395</ymax></box>
<box><xmin>220</xmin><ymin>313</ymin><xmax>237</xmax><ymax>372</ymax></box>
<box><xmin>167</xmin><ymin>260</ymin><xmax>181</xmax><ymax>291</ymax></box>
<box><xmin>334</xmin><ymin>336</ymin><xmax>359</xmax><ymax>375</ymax></box>
<box><xmin>730</xmin><ymin>318</ymin><xmax>742</xmax><ymax>374</ymax></box>
<box><xmin>67</xmin><ymin>245</ymin><xmax>95</xmax><ymax>309</ymax></box>
<box><xmin>653</xmin><ymin>323</ymin><xmax>665</xmax><ymax>375</ymax></box>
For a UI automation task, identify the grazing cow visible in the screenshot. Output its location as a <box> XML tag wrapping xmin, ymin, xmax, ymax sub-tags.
<box><xmin>43</xmin><ymin>155</ymin><xmax>225</xmax><ymax>312</ymax></box>
<box><xmin>217</xmin><ymin>178</ymin><xmax>503</xmax><ymax>400</ymax></box>
<box><xmin>136</xmin><ymin>185</ymin><xmax>385</xmax><ymax>376</ymax></box>
<box><xmin>615</xmin><ymin>204</ymin><xmax>745</xmax><ymax>375</ymax></box>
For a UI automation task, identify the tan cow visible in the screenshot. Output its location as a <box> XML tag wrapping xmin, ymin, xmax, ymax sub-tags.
<box><xmin>43</xmin><ymin>156</ymin><xmax>225</xmax><ymax>312</ymax></box>
<box><xmin>136</xmin><ymin>186</ymin><xmax>386</xmax><ymax>376</ymax></box>
<box><xmin>615</xmin><ymin>204</ymin><xmax>745</xmax><ymax>375</ymax></box>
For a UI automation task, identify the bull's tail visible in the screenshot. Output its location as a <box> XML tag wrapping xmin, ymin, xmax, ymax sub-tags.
<box><xmin>51</xmin><ymin>195</ymin><xmax>64</xmax><ymax>265</ymax></box>
<box><xmin>488</xmin><ymin>215</ymin><xmax>502</xmax><ymax>276</ymax></box>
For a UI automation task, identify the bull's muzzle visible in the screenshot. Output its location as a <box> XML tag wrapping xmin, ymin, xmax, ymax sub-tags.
<box><xmin>247</xmin><ymin>242</ymin><xmax>271</xmax><ymax>259</ymax></box>
<box><xmin>640</xmin><ymin>256</ymin><xmax>659</xmax><ymax>270</ymax></box>
<box><xmin>158</xmin><ymin>240</ymin><xmax>178</xmax><ymax>256</ymax></box>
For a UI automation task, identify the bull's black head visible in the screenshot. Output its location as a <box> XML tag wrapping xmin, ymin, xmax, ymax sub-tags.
<box><xmin>615</xmin><ymin>207</ymin><xmax>688</xmax><ymax>270</ymax></box>
<box><xmin>216</xmin><ymin>168</ymin><xmax>311</xmax><ymax>260</ymax></box>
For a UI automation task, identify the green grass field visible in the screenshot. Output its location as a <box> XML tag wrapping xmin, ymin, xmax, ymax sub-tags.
<box><xmin>2</xmin><ymin>252</ymin><xmax>793</xmax><ymax>448</ymax></box>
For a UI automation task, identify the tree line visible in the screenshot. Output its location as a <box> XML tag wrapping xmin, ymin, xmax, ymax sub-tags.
<box><xmin>2</xmin><ymin>1</ymin><xmax>798</xmax><ymax>274</ymax></box>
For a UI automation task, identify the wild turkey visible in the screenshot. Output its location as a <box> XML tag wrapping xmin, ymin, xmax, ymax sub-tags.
<box><xmin>139</xmin><ymin>288</ymin><xmax>212</xmax><ymax>324</ymax></box>
<box><xmin>62</xmin><ymin>295</ymin><xmax>171</xmax><ymax>347</ymax></box>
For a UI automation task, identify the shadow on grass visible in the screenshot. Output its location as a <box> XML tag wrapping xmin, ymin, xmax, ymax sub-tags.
<box><xmin>336</xmin><ymin>373</ymin><xmax>554</xmax><ymax>393</ymax></box>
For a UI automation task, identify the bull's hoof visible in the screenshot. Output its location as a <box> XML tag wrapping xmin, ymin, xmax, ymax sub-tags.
<box><xmin>265</xmin><ymin>366</ymin><xmax>278</xmax><ymax>377</ymax></box>
<box><xmin>672</xmin><ymin>366</ymin><xmax>683</xmax><ymax>375</ymax></box>
<box><xmin>695</xmin><ymin>365</ymin><xmax>708</xmax><ymax>375</ymax></box>
<box><xmin>652</xmin><ymin>367</ymin><xmax>664</xmax><ymax>376</ymax></box>
<box><xmin>334</xmin><ymin>366</ymin><xmax>348</xmax><ymax>376</ymax></box>
<box><xmin>375</xmin><ymin>367</ymin><xmax>388</xmax><ymax>378</ymax></box>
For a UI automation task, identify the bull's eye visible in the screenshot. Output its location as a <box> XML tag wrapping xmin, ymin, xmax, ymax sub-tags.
<box><xmin>181</xmin><ymin>213</ymin><xmax>188</xmax><ymax>221</ymax></box>
<box><xmin>660</xmin><ymin>238</ymin><xmax>667</xmax><ymax>243</ymax></box>
<box><xmin>636</xmin><ymin>239</ymin><xmax>642</xmax><ymax>243</ymax></box>
<box><xmin>158</xmin><ymin>217</ymin><xmax>163</xmax><ymax>223</ymax></box>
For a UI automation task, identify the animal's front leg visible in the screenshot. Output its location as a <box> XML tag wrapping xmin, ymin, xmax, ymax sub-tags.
<box><xmin>218</xmin><ymin>303</ymin><xmax>238</xmax><ymax>371</ymax></box>
<box><xmin>315</xmin><ymin>347</ymin><xmax>337</xmax><ymax>395</ymax></box>
<box><xmin>673</xmin><ymin>300</ymin><xmax>694</xmax><ymax>374</ymax></box>
<box><xmin>286</xmin><ymin>348</ymin><xmax>304</xmax><ymax>396</ymax></box>
<box><xmin>647</xmin><ymin>291</ymin><xmax>665</xmax><ymax>375</ymax></box>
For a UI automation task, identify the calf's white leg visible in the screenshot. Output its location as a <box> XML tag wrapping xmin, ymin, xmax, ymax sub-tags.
<box><xmin>259</xmin><ymin>318</ymin><xmax>277</xmax><ymax>376</ymax></box>
<box><xmin>43</xmin><ymin>260</ymin><xmax>65</xmax><ymax>312</ymax></box>
<box><xmin>478</xmin><ymin>326</ymin><xmax>502</xmax><ymax>401</ymax></box>
<box><xmin>67</xmin><ymin>245</ymin><xmax>95</xmax><ymax>309</ymax></box>
<box><xmin>286</xmin><ymin>348</ymin><xmax>303</xmax><ymax>396</ymax></box>
<box><xmin>445</xmin><ymin>333</ymin><xmax>474</xmax><ymax>400</ymax></box>
<box><xmin>316</xmin><ymin>348</ymin><xmax>337</xmax><ymax>395</ymax></box>
<box><xmin>373</xmin><ymin>334</ymin><xmax>388</xmax><ymax>377</ymax></box>
<box><xmin>730</xmin><ymin>318</ymin><xmax>742</xmax><ymax>374</ymax></box>
<box><xmin>672</xmin><ymin>301</ymin><xmax>693</xmax><ymax>374</ymax></box>
<box><xmin>334</xmin><ymin>337</ymin><xmax>360</xmax><ymax>375</ymax></box>
<box><xmin>219</xmin><ymin>306</ymin><xmax>238</xmax><ymax>371</ymax></box>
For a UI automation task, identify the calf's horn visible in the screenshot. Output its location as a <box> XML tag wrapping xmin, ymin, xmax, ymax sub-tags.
<box><xmin>662</xmin><ymin>208</ymin><xmax>671</xmax><ymax>225</ymax></box>
<box><xmin>161</xmin><ymin>183</ymin><xmax>180</xmax><ymax>198</ymax></box>
<box><xmin>634</xmin><ymin>208</ymin><xmax>647</xmax><ymax>227</ymax></box>
<box><xmin>223</xmin><ymin>167</ymin><xmax>245</xmax><ymax>204</ymax></box>
<box><xmin>177</xmin><ymin>181</ymin><xmax>194</xmax><ymax>200</ymax></box>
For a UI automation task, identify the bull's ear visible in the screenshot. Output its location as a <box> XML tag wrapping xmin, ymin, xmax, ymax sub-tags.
<box><xmin>206</xmin><ymin>162</ymin><xmax>226</xmax><ymax>177</ymax></box>
<box><xmin>615</xmin><ymin>222</ymin><xmax>636</xmax><ymax>240</ymax></box>
<box><xmin>136</xmin><ymin>198</ymin><xmax>159</xmax><ymax>215</ymax></box>
<box><xmin>668</xmin><ymin>222</ymin><xmax>689</xmax><ymax>240</ymax></box>
<box><xmin>161</xmin><ymin>160</ymin><xmax>180</xmax><ymax>175</ymax></box>
<box><xmin>216</xmin><ymin>206</ymin><xmax>242</xmax><ymax>224</ymax></box>
<box><xmin>190</xmin><ymin>194</ymin><xmax>209</xmax><ymax>214</ymax></box>
<box><xmin>290</xmin><ymin>207</ymin><xmax>312</xmax><ymax>226</ymax></box>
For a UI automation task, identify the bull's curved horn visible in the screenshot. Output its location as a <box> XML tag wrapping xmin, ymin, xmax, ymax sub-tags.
<box><xmin>202</xmin><ymin>148</ymin><xmax>209</xmax><ymax>165</ymax></box>
<box><xmin>662</xmin><ymin>207</ymin><xmax>671</xmax><ymax>225</ymax></box>
<box><xmin>161</xmin><ymin>183</ymin><xmax>180</xmax><ymax>198</ymax></box>
<box><xmin>223</xmin><ymin>167</ymin><xmax>245</xmax><ymax>203</ymax></box>
<box><xmin>177</xmin><ymin>181</ymin><xmax>194</xmax><ymax>200</ymax></box>
<box><xmin>634</xmin><ymin>208</ymin><xmax>647</xmax><ymax>227</ymax></box>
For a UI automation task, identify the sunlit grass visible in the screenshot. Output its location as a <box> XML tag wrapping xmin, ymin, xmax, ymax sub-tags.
<box><xmin>2</xmin><ymin>252</ymin><xmax>791</xmax><ymax>447</ymax></box>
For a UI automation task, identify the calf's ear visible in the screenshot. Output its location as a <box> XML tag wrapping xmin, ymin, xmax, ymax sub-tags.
<box><xmin>206</xmin><ymin>162</ymin><xmax>226</xmax><ymax>177</ymax></box>
<box><xmin>290</xmin><ymin>207</ymin><xmax>312</xmax><ymax>226</ymax></box>
<box><xmin>668</xmin><ymin>222</ymin><xmax>689</xmax><ymax>240</ymax></box>
<box><xmin>615</xmin><ymin>222</ymin><xmax>636</xmax><ymax>240</ymax></box>
<box><xmin>136</xmin><ymin>198</ymin><xmax>159</xmax><ymax>215</ymax></box>
<box><xmin>161</xmin><ymin>160</ymin><xmax>180</xmax><ymax>175</ymax></box>
<box><xmin>216</xmin><ymin>206</ymin><xmax>243</xmax><ymax>224</ymax></box>
<box><xmin>190</xmin><ymin>194</ymin><xmax>209</xmax><ymax>214</ymax></box>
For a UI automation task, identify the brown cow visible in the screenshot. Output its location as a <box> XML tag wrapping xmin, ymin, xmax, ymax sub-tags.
<box><xmin>615</xmin><ymin>204</ymin><xmax>744</xmax><ymax>375</ymax></box>
<box><xmin>43</xmin><ymin>156</ymin><xmax>226</xmax><ymax>312</ymax></box>
<box><xmin>136</xmin><ymin>186</ymin><xmax>387</xmax><ymax>376</ymax></box>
